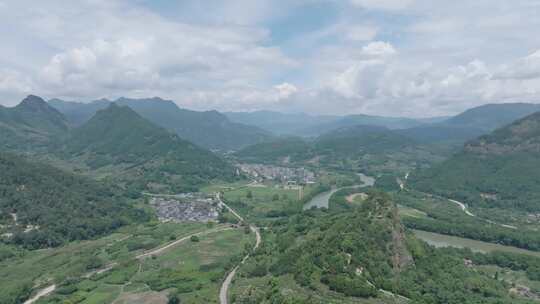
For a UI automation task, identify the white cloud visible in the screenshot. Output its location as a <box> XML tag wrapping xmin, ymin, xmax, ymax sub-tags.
<box><xmin>362</xmin><ymin>41</ymin><xmax>397</xmax><ymax>57</ymax></box>
<box><xmin>350</xmin><ymin>0</ymin><xmax>414</xmax><ymax>10</ymax></box>
<box><xmin>274</xmin><ymin>83</ymin><xmax>298</xmax><ymax>99</ymax></box>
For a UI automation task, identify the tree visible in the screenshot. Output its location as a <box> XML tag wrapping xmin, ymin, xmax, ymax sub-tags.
<box><xmin>190</xmin><ymin>235</ymin><xmax>200</xmax><ymax>242</ymax></box>
<box><xmin>246</xmin><ymin>190</ymin><xmax>253</xmax><ymax>199</ymax></box>
<box><xmin>168</xmin><ymin>293</ymin><xmax>181</xmax><ymax>304</ymax></box>
<box><xmin>272</xmin><ymin>194</ymin><xmax>280</xmax><ymax>201</ymax></box>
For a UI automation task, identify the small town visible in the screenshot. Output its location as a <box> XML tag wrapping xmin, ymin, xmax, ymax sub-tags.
<box><xmin>149</xmin><ymin>194</ymin><xmax>220</xmax><ymax>223</ymax></box>
<box><xmin>238</xmin><ymin>163</ymin><xmax>316</xmax><ymax>185</ymax></box>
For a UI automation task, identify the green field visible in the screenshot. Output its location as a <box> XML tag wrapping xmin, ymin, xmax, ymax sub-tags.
<box><xmin>41</xmin><ymin>228</ymin><xmax>254</xmax><ymax>304</ymax></box>
<box><xmin>220</xmin><ymin>182</ymin><xmax>317</xmax><ymax>223</ymax></box>
<box><xmin>0</xmin><ymin>221</ymin><xmax>243</xmax><ymax>304</ymax></box>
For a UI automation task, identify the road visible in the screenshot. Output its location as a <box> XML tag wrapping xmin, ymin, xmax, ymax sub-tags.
<box><xmin>218</xmin><ymin>193</ymin><xmax>261</xmax><ymax>304</ymax></box>
<box><xmin>136</xmin><ymin>227</ymin><xmax>233</xmax><ymax>259</ymax></box>
<box><xmin>448</xmin><ymin>199</ymin><xmax>475</xmax><ymax>217</ymax></box>
<box><xmin>24</xmin><ymin>225</ymin><xmax>233</xmax><ymax>303</ymax></box>
<box><xmin>23</xmin><ymin>285</ymin><xmax>57</xmax><ymax>304</ymax></box>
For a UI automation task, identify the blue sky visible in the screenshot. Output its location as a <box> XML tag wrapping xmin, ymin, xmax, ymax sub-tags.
<box><xmin>1</xmin><ymin>0</ymin><xmax>540</xmax><ymax>117</ymax></box>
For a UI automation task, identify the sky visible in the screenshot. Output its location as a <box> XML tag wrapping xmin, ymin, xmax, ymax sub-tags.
<box><xmin>1</xmin><ymin>0</ymin><xmax>540</xmax><ymax>117</ymax></box>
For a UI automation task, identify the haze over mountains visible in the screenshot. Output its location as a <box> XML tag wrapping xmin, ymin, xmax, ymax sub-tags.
<box><xmin>49</xmin><ymin>98</ymin><xmax>271</xmax><ymax>150</ymax></box>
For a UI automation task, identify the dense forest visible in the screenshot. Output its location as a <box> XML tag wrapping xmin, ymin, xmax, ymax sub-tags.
<box><xmin>0</xmin><ymin>153</ymin><xmax>148</xmax><ymax>249</ymax></box>
<box><xmin>232</xmin><ymin>191</ymin><xmax>532</xmax><ymax>303</ymax></box>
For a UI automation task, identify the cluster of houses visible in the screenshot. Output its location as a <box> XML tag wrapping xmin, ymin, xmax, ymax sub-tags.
<box><xmin>149</xmin><ymin>194</ymin><xmax>219</xmax><ymax>223</ymax></box>
<box><xmin>238</xmin><ymin>163</ymin><xmax>316</xmax><ymax>185</ymax></box>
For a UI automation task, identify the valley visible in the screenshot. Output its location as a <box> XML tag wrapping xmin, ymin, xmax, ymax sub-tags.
<box><xmin>3</xmin><ymin>95</ymin><xmax>540</xmax><ymax>304</ymax></box>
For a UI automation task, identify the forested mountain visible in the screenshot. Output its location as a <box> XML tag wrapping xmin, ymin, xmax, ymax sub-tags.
<box><xmin>396</xmin><ymin>103</ymin><xmax>540</xmax><ymax>145</ymax></box>
<box><xmin>411</xmin><ymin>111</ymin><xmax>540</xmax><ymax>211</ymax></box>
<box><xmin>0</xmin><ymin>95</ymin><xmax>69</xmax><ymax>150</ymax></box>
<box><xmin>314</xmin><ymin>125</ymin><xmax>414</xmax><ymax>156</ymax></box>
<box><xmin>234</xmin><ymin>137</ymin><xmax>313</xmax><ymax>164</ymax></box>
<box><xmin>235</xmin><ymin>125</ymin><xmax>415</xmax><ymax>164</ymax></box>
<box><xmin>63</xmin><ymin>103</ymin><xmax>237</xmax><ymax>192</ymax></box>
<box><xmin>49</xmin><ymin>97</ymin><xmax>271</xmax><ymax>150</ymax></box>
<box><xmin>0</xmin><ymin>153</ymin><xmax>147</xmax><ymax>249</ymax></box>
<box><xmin>234</xmin><ymin>191</ymin><xmax>523</xmax><ymax>303</ymax></box>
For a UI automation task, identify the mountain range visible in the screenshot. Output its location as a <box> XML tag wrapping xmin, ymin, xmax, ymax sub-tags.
<box><xmin>49</xmin><ymin>97</ymin><xmax>271</xmax><ymax>150</ymax></box>
<box><xmin>227</xmin><ymin>103</ymin><xmax>540</xmax><ymax>144</ymax></box>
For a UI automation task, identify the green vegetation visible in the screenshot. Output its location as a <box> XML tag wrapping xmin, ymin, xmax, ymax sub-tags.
<box><xmin>0</xmin><ymin>153</ymin><xmax>148</xmax><ymax>249</ymax></box>
<box><xmin>0</xmin><ymin>95</ymin><xmax>69</xmax><ymax>151</ymax></box>
<box><xmin>0</xmin><ymin>222</ymin><xmax>213</xmax><ymax>304</ymax></box>
<box><xmin>234</xmin><ymin>137</ymin><xmax>313</xmax><ymax>164</ymax></box>
<box><xmin>50</xmin><ymin>97</ymin><xmax>271</xmax><ymax>150</ymax></box>
<box><xmin>231</xmin><ymin>190</ymin><xmax>535</xmax><ymax>303</ymax></box>
<box><xmin>411</xmin><ymin>111</ymin><xmax>540</xmax><ymax>212</ymax></box>
<box><xmin>33</xmin><ymin>226</ymin><xmax>252</xmax><ymax>304</ymax></box>
<box><xmin>395</xmin><ymin>191</ymin><xmax>540</xmax><ymax>251</ymax></box>
<box><xmin>62</xmin><ymin>103</ymin><xmax>237</xmax><ymax>193</ymax></box>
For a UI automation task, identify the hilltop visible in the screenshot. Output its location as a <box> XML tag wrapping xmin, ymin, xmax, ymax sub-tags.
<box><xmin>50</xmin><ymin>97</ymin><xmax>271</xmax><ymax>150</ymax></box>
<box><xmin>0</xmin><ymin>95</ymin><xmax>69</xmax><ymax>150</ymax></box>
<box><xmin>63</xmin><ymin>103</ymin><xmax>237</xmax><ymax>192</ymax></box>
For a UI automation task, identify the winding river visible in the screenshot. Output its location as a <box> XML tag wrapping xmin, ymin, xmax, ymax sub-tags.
<box><xmin>303</xmin><ymin>173</ymin><xmax>375</xmax><ymax>210</ymax></box>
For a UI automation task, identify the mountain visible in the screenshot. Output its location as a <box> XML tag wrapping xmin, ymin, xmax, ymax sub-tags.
<box><xmin>49</xmin><ymin>98</ymin><xmax>271</xmax><ymax>150</ymax></box>
<box><xmin>235</xmin><ymin>125</ymin><xmax>415</xmax><ymax>165</ymax></box>
<box><xmin>314</xmin><ymin>125</ymin><xmax>414</xmax><ymax>156</ymax></box>
<box><xmin>0</xmin><ymin>152</ymin><xmax>146</xmax><ymax>249</ymax></box>
<box><xmin>224</xmin><ymin>110</ymin><xmax>338</xmax><ymax>135</ymax></box>
<box><xmin>0</xmin><ymin>95</ymin><xmax>69</xmax><ymax>150</ymax></box>
<box><xmin>442</xmin><ymin>103</ymin><xmax>540</xmax><ymax>132</ymax></box>
<box><xmin>63</xmin><ymin>103</ymin><xmax>236</xmax><ymax>192</ymax></box>
<box><xmin>410</xmin><ymin>111</ymin><xmax>540</xmax><ymax>212</ymax></box>
<box><xmin>234</xmin><ymin>137</ymin><xmax>313</xmax><ymax>164</ymax></box>
<box><xmin>233</xmin><ymin>190</ymin><xmax>520</xmax><ymax>303</ymax></box>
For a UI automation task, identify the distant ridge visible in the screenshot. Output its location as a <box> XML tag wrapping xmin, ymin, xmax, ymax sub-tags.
<box><xmin>63</xmin><ymin>103</ymin><xmax>236</xmax><ymax>192</ymax></box>
<box><xmin>49</xmin><ymin>97</ymin><xmax>271</xmax><ymax>150</ymax></box>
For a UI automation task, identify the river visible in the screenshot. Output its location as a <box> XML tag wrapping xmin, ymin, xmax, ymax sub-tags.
<box><xmin>413</xmin><ymin>230</ymin><xmax>540</xmax><ymax>258</ymax></box>
<box><xmin>303</xmin><ymin>173</ymin><xmax>375</xmax><ymax>210</ymax></box>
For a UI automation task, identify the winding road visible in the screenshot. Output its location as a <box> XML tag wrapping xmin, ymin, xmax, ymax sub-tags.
<box><xmin>218</xmin><ymin>193</ymin><xmax>261</xmax><ymax>304</ymax></box>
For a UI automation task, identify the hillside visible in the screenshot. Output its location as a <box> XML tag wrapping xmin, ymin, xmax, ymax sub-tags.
<box><xmin>410</xmin><ymin>111</ymin><xmax>540</xmax><ymax>211</ymax></box>
<box><xmin>64</xmin><ymin>103</ymin><xmax>237</xmax><ymax>192</ymax></box>
<box><xmin>0</xmin><ymin>95</ymin><xmax>69</xmax><ymax>150</ymax></box>
<box><xmin>314</xmin><ymin>125</ymin><xmax>414</xmax><ymax>156</ymax></box>
<box><xmin>50</xmin><ymin>98</ymin><xmax>271</xmax><ymax>150</ymax></box>
<box><xmin>442</xmin><ymin>103</ymin><xmax>540</xmax><ymax>132</ymax></box>
<box><xmin>232</xmin><ymin>191</ymin><xmax>522</xmax><ymax>303</ymax></box>
<box><xmin>0</xmin><ymin>153</ymin><xmax>146</xmax><ymax>249</ymax></box>
<box><xmin>234</xmin><ymin>137</ymin><xmax>313</xmax><ymax>164</ymax></box>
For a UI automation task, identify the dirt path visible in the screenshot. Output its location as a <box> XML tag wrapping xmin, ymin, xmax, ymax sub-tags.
<box><xmin>136</xmin><ymin>227</ymin><xmax>233</xmax><ymax>259</ymax></box>
<box><xmin>218</xmin><ymin>193</ymin><xmax>261</xmax><ymax>304</ymax></box>
<box><xmin>23</xmin><ymin>285</ymin><xmax>56</xmax><ymax>304</ymax></box>
<box><xmin>448</xmin><ymin>199</ymin><xmax>475</xmax><ymax>217</ymax></box>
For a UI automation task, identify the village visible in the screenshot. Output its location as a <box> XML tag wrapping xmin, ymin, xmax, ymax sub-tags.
<box><xmin>238</xmin><ymin>163</ymin><xmax>316</xmax><ymax>186</ymax></box>
<box><xmin>149</xmin><ymin>193</ymin><xmax>220</xmax><ymax>223</ymax></box>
